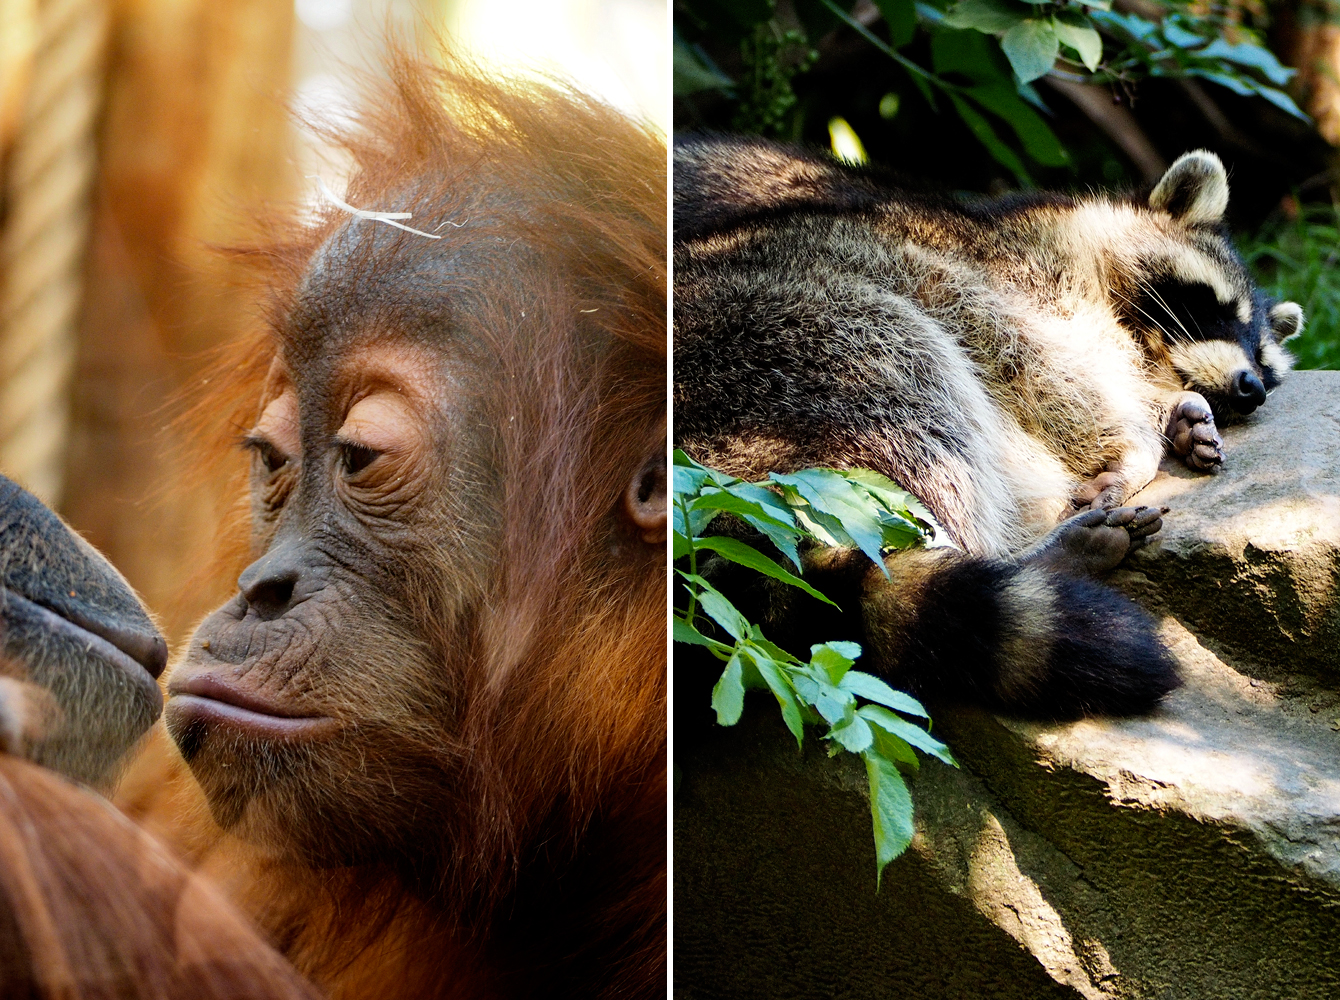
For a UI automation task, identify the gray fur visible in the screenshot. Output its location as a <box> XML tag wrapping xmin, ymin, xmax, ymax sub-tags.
<box><xmin>674</xmin><ymin>139</ymin><xmax>1298</xmax><ymax>715</ymax></box>
<box><xmin>675</xmin><ymin>138</ymin><xmax>1301</xmax><ymax>556</ymax></box>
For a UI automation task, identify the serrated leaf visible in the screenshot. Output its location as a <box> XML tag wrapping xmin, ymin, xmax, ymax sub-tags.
<box><xmin>672</xmin><ymin>528</ymin><xmax>692</xmax><ymax>560</ymax></box>
<box><xmin>678</xmin><ymin>574</ymin><xmax>750</xmax><ymax>641</ymax></box>
<box><xmin>672</xmin><ymin>464</ymin><xmax>708</xmax><ymax>497</ymax></box>
<box><xmin>1001</xmin><ymin>19</ymin><xmax>1059</xmax><ymax>83</ymax></box>
<box><xmin>812</xmin><ymin>678</ymin><xmax>856</xmax><ymax>725</ymax></box>
<box><xmin>859</xmin><ymin>705</ymin><xmax>957</xmax><ymax>766</ymax></box>
<box><xmin>694</xmin><ymin>535</ymin><xmax>839</xmax><ymax>607</ymax></box>
<box><xmin>942</xmin><ymin>0</ymin><xmax>1028</xmax><ymax>34</ymax></box>
<box><xmin>691</xmin><ymin>491</ymin><xmax>792</xmax><ymax>528</ymax></box>
<box><xmin>864</xmin><ymin>746</ymin><xmax>915</xmax><ymax>886</ymax></box>
<box><xmin>673</xmin><ymin>616</ymin><xmax>724</xmax><ymax>649</ymax></box>
<box><xmin>839</xmin><ymin>670</ymin><xmax>930</xmax><ymax>718</ymax></box>
<box><xmin>771</xmin><ymin>469</ymin><xmax>888</xmax><ymax>569</ymax></box>
<box><xmin>874</xmin><ymin>0</ymin><xmax>918</xmax><ymax>48</ymax></box>
<box><xmin>749</xmin><ymin>632</ymin><xmax>804</xmax><ymax>665</ymax></box>
<box><xmin>811</xmin><ymin>641</ymin><xmax>859</xmax><ymax>684</ymax></box>
<box><xmin>870</xmin><ymin>725</ymin><xmax>920</xmax><ymax>769</ymax></box>
<box><xmin>829</xmin><ymin>714</ymin><xmax>874</xmax><ymax>753</ymax></box>
<box><xmin>750</xmin><ymin>652</ymin><xmax>806</xmax><ymax>746</ymax></box>
<box><xmin>712</xmin><ymin>653</ymin><xmax>746</xmax><ymax>726</ymax></box>
<box><xmin>1052</xmin><ymin>19</ymin><xmax>1102</xmax><ymax>72</ymax></box>
<box><xmin>790</xmin><ymin>503</ymin><xmax>851</xmax><ymax>548</ymax></box>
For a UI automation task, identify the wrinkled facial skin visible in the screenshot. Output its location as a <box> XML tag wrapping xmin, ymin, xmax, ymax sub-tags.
<box><xmin>164</xmin><ymin>330</ymin><xmax>492</xmax><ymax>863</ymax></box>
<box><xmin>0</xmin><ymin>476</ymin><xmax>166</xmax><ymax>787</ymax></box>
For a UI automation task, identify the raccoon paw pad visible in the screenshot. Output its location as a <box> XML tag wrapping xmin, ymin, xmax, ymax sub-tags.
<box><xmin>1023</xmin><ymin>505</ymin><xmax>1164</xmax><ymax>576</ymax></box>
<box><xmin>1168</xmin><ymin>397</ymin><xmax>1223</xmax><ymax>471</ymax></box>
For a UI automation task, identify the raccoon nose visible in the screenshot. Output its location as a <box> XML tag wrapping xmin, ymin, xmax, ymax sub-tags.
<box><xmin>1230</xmin><ymin>370</ymin><xmax>1267</xmax><ymax>414</ymax></box>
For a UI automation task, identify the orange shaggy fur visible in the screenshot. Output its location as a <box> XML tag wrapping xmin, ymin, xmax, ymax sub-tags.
<box><xmin>111</xmin><ymin>50</ymin><xmax>666</xmax><ymax>999</ymax></box>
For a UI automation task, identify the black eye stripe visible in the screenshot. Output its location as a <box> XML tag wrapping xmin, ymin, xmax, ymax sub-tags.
<box><xmin>1122</xmin><ymin>278</ymin><xmax>1236</xmax><ymax>343</ymax></box>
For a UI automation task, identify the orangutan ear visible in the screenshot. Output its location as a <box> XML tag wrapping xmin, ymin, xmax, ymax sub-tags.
<box><xmin>623</xmin><ymin>450</ymin><xmax>666</xmax><ymax>545</ymax></box>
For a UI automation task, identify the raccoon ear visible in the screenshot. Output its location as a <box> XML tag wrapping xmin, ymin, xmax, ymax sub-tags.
<box><xmin>1149</xmin><ymin>150</ymin><xmax>1229</xmax><ymax>225</ymax></box>
<box><xmin>1268</xmin><ymin>301</ymin><xmax>1304</xmax><ymax>343</ymax></box>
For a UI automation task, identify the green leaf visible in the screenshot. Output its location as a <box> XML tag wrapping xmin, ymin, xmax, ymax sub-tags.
<box><xmin>859</xmin><ymin>705</ymin><xmax>957</xmax><ymax>766</ymax></box>
<box><xmin>672</xmin><ymin>527</ymin><xmax>692</xmax><ymax>561</ymax></box>
<box><xmin>870</xmin><ymin>725</ymin><xmax>920</xmax><ymax>769</ymax></box>
<box><xmin>1001</xmin><ymin>19</ymin><xmax>1059</xmax><ymax>83</ymax></box>
<box><xmin>864</xmin><ymin>746</ymin><xmax>915</xmax><ymax>885</ymax></box>
<box><xmin>770</xmin><ymin>469</ymin><xmax>889</xmax><ymax>569</ymax></box>
<box><xmin>1052</xmin><ymin>18</ymin><xmax>1102</xmax><ymax>72</ymax></box>
<box><xmin>841</xmin><ymin>468</ymin><xmax>913</xmax><ymax>508</ymax></box>
<box><xmin>947</xmin><ymin>93</ymin><xmax>1032</xmax><ymax>186</ymax></box>
<box><xmin>838</xmin><ymin>670</ymin><xmax>930</xmax><ymax>718</ymax></box>
<box><xmin>1254</xmin><ymin>86</ymin><xmax>1308</xmax><ymax>121</ymax></box>
<box><xmin>673</xmin><ymin>616</ymin><xmax>726</xmax><ymax>649</ymax></box>
<box><xmin>931</xmin><ymin>28</ymin><xmax>1010</xmax><ymax>84</ymax></box>
<box><xmin>962</xmin><ymin>83</ymin><xmax>1069</xmax><ymax>167</ymax></box>
<box><xmin>723</xmin><ymin>481</ymin><xmax>805</xmax><ymax>565</ymax></box>
<box><xmin>750</xmin><ymin>651</ymin><xmax>806</xmax><ymax>746</ymax></box>
<box><xmin>672</xmin><ymin>463</ymin><xmax>709</xmax><ymax>497</ymax></box>
<box><xmin>747</xmin><ymin>629</ymin><xmax>803</xmax><ymax>664</ymax></box>
<box><xmin>829</xmin><ymin>714</ymin><xmax>874</xmax><ymax>753</ymax></box>
<box><xmin>942</xmin><ymin>0</ymin><xmax>1027</xmax><ymax>34</ymax></box>
<box><xmin>694</xmin><ymin>535</ymin><xmax>839</xmax><ymax>607</ymax></box>
<box><xmin>811</xmin><ymin>641</ymin><xmax>860</xmax><ymax>684</ymax></box>
<box><xmin>673</xmin><ymin>35</ymin><xmax>736</xmax><ymax>96</ymax></box>
<box><xmin>679</xmin><ymin>573</ymin><xmax>751</xmax><ymax>641</ymax></box>
<box><xmin>1160</xmin><ymin>19</ymin><xmax>1203</xmax><ymax>49</ymax></box>
<box><xmin>874</xmin><ymin>0</ymin><xmax>918</xmax><ymax>48</ymax></box>
<box><xmin>812</xmin><ymin>680</ymin><xmax>856</xmax><ymax>725</ymax></box>
<box><xmin>1197</xmin><ymin>38</ymin><xmax>1294</xmax><ymax>85</ymax></box>
<box><xmin>712</xmin><ymin>653</ymin><xmax>746</xmax><ymax>725</ymax></box>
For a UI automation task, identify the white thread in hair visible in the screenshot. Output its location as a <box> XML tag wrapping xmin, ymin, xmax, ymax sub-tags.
<box><xmin>314</xmin><ymin>176</ymin><xmax>447</xmax><ymax>240</ymax></box>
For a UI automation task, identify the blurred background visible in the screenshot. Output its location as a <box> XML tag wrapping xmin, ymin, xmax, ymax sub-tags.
<box><xmin>0</xmin><ymin>0</ymin><xmax>667</xmax><ymax>643</ymax></box>
<box><xmin>675</xmin><ymin>0</ymin><xmax>1340</xmax><ymax>367</ymax></box>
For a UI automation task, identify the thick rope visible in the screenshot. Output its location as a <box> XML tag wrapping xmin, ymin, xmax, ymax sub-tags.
<box><xmin>0</xmin><ymin>0</ymin><xmax>107</xmax><ymax>505</ymax></box>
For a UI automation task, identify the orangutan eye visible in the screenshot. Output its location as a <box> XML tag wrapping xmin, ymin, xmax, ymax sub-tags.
<box><xmin>339</xmin><ymin>441</ymin><xmax>381</xmax><ymax>476</ymax></box>
<box><xmin>244</xmin><ymin>436</ymin><xmax>290</xmax><ymax>475</ymax></box>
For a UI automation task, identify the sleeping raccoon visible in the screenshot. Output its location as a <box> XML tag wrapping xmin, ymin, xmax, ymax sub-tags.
<box><xmin>674</xmin><ymin>137</ymin><xmax>1303</xmax><ymax>717</ymax></box>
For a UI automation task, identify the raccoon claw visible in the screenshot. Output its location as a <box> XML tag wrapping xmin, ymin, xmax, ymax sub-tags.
<box><xmin>1167</xmin><ymin>395</ymin><xmax>1223</xmax><ymax>472</ymax></box>
<box><xmin>1021</xmin><ymin>505</ymin><xmax>1165</xmax><ymax>577</ymax></box>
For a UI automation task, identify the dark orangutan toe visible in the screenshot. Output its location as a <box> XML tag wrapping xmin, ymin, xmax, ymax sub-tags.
<box><xmin>1168</xmin><ymin>394</ymin><xmax>1223</xmax><ymax>472</ymax></box>
<box><xmin>1021</xmin><ymin>505</ymin><xmax>1165</xmax><ymax>576</ymax></box>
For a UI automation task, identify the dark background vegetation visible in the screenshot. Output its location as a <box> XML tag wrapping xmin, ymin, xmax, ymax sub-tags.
<box><xmin>674</xmin><ymin>0</ymin><xmax>1340</xmax><ymax>367</ymax></box>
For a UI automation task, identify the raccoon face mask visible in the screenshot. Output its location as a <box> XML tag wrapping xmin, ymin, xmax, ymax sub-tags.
<box><xmin>1121</xmin><ymin>150</ymin><xmax>1303</xmax><ymax>424</ymax></box>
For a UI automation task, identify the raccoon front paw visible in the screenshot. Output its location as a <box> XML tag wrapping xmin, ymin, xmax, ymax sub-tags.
<box><xmin>1167</xmin><ymin>394</ymin><xmax>1223</xmax><ymax>472</ymax></box>
<box><xmin>1020</xmin><ymin>506</ymin><xmax>1166</xmax><ymax>577</ymax></box>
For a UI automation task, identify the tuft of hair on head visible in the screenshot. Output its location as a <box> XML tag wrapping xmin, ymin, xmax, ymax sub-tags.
<box><xmin>1149</xmin><ymin>150</ymin><xmax>1230</xmax><ymax>226</ymax></box>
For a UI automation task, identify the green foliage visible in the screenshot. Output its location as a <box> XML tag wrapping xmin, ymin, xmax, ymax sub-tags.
<box><xmin>1245</xmin><ymin>206</ymin><xmax>1340</xmax><ymax>370</ymax></box>
<box><xmin>673</xmin><ymin>449</ymin><xmax>956</xmax><ymax>884</ymax></box>
<box><xmin>674</xmin><ymin>0</ymin><xmax>1305</xmax><ymax>184</ymax></box>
